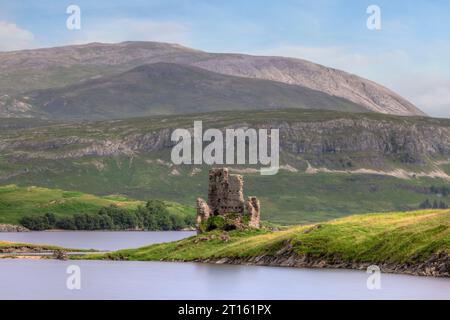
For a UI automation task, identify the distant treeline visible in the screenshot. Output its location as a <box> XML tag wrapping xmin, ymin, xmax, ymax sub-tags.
<box><xmin>429</xmin><ymin>186</ymin><xmax>450</xmax><ymax>196</ymax></box>
<box><xmin>419</xmin><ymin>199</ymin><xmax>448</xmax><ymax>210</ymax></box>
<box><xmin>20</xmin><ymin>200</ymin><xmax>196</xmax><ymax>231</ymax></box>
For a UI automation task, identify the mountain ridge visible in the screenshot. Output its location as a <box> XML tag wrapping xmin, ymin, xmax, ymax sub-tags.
<box><xmin>0</xmin><ymin>41</ymin><xmax>425</xmax><ymax>117</ymax></box>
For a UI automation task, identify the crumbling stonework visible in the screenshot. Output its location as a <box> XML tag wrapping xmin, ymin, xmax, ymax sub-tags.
<box><xmin>196</xmin><ymin>198</ymin><xmax>211</xmax><ymax>226</ymax></box>
<box><xmin>245</xmin><ymin>197</ymin><xmax>261</xmax><ymax>228</ymax></box>
<box><xmin>196</xmin><ymin>168</ymin><xmax>260</xmax><ymax>231</ymax></box>
<box><xmin>208</xmin><ymin>169</ymin><xmax>244</xmax><ymax>216</ymax></box>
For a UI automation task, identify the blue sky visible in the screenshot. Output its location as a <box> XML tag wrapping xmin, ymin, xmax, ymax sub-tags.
<box><xmin>1</xmin><ymin>0</ymin><xmax>449</xmax><ymax>117</ymax></box>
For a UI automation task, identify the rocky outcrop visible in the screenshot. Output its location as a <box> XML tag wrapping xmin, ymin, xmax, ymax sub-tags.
<box><xmin>0</xmin><ymin>95</ymin><xmax>33</xmax><ymax>118</ymax></box>
<box><xmin>53</xmin><ymin>250</ymin><xmax>69</xmax><ymax>260</ymax></box>
<box><xmin>0</xmin><ymin>224</ymin><xmax>29</xmax><ymax>232</ymax></box>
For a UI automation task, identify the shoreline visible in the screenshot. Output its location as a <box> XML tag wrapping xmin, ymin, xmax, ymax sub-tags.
<box><xmin>3</xmin><ymin>248</ymin><xmax>448</xmax><ymax>278</ymax></box>
<box><xmin>174</xmin><ymin>252</ymin><xmax>450</xmax><ymax>278</ymax></box>
<box><xmin>0</xmin><ymin>228</ymin><xmax>196</xmax><ymax>233</ymax></box>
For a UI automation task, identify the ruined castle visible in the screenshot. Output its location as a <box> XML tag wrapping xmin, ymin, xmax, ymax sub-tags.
<box><xmin>196</xmin><ymin>168</ymin><xmax>260</xmax><ymax>231</ymax></box>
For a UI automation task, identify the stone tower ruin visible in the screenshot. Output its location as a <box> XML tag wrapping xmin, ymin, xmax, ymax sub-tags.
<box><xmin>196</xmin><ymin>168</ymin><xmax>260</xmax><ymax>231</ymax></box>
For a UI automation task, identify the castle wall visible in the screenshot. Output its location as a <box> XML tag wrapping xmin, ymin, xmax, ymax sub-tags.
<box><xmin>197</xmin><ymin>168</ymin><xmax>260</xmax><ymax>231</ymax></box>
<box><xmin>208</xmin><ymin>168</ymin><xmax>244</xmax><ymax>215</ymax></box>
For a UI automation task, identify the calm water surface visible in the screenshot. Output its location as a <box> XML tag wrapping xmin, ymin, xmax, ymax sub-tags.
<box><xmin>0</xmin><ymin>231</ymin><xmax>449</xmax><ymax>300</ymax></box>
<box><xmin>0</xmin><ymin>231</ymin><xmax>195</xmax><ymax>251</ymax></box>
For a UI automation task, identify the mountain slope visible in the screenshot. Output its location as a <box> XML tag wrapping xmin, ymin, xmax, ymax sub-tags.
<box><xmin>1</xmin><ymin>110</ymin><xmax>450</xmax><ymax>224</ymax></box>
<box><xmin>0</xmin><ymin>184</ymin><xmax>194</xmax><ymax>225</ymax></box>
<box><xmin>0</xmin><ymin>41</ymin><xmax>425</xmax><ymax>117</ymax></box>
<box><xmin>24</xmin><ymin>62</ymin><xmax>365</xmax><ymax>120</ymax></box>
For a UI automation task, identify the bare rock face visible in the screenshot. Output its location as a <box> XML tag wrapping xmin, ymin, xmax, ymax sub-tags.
<box><xmin>196</xmin><ymin>168</ymin><xmax>260</xmax><ymax>232</ymax></box>
<box><xmin>0</xmin><ymin>224</ymin><xmax>29</xmax><ymax>232</ymax></box>
<box><xmin>196</xmin><ymin>198</ymin><xmax>211</xmax><ymax>226</ymax></box>
<box><xmin>1</xmin><ymin>111</ymin><xmax>449</xmax><ymax>170</ymax></box>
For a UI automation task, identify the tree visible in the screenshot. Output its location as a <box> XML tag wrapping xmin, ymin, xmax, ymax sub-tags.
<box><xmin>439</xmin><ymin>201</ymin><xmax>448</xmax><ymax>209</ymax></box>
<box><xmin>20</xmin><ymin>215</ymin><xmax>50</xmax><ymax>231</ymax></box>
<box><xmin>45</xmin><ymin>213</ymin><xmax>57</xmax><ymax>227</ymax></box>
<box><xmin>432</xmin><ymin>200</ymin><xmax>439</xmax><ymax>209</ymax></box>
<box><xmin>98</xmin><ymin>205</ymin><xmax>138</xmax><ymax>230</ymax></box>
<box><xmin>419</xmin><ymin>199</ymin><xmax>432</xmax><ymax>209</ymax></box>
<box><xmin>55</xmin><ymin>217</ymin><xmax>76</xmax><ymax>230</ymax></box>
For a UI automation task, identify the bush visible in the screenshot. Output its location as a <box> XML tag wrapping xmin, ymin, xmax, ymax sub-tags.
<box><xmin>20</xmin><ymin>215</ymin><xmax>51</xmax><ymax>231</ymax></box>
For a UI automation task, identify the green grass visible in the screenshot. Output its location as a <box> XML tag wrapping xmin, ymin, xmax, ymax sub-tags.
<box><xmin>0</xmin><ymin>184</ymin><xmax>195</xmax><ymax>224</ymax></box>
<box><xmin>0</xmin><ymin>241</ymin><xmax>90</xmax><ymax>253</ymax></box>
<box><xmin>92</xmin><ymin>210</ymin><xmax>449</xmax><ymax>265</ymax></box>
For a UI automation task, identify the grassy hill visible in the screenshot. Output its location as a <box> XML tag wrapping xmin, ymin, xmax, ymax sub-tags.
<box><xmin>3</xmin><ymin>159</ymin><xmax>450</xmax><ymax>225</ymax></box>
<box><xmin>92</xmin><ymin>210</ymin><xmax>450</xmax><ymax>276</ymax></box>
<box><xmin>1</xmin><ymin>110</ymin><xmax>450</xmax><ymax>225</ymax></box>
<box><xmin>0</xmin><ymin>185</ymin><xmax>194</xmax><ymax>225</ymax></box>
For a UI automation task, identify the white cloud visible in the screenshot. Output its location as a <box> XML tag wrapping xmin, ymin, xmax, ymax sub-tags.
<box><xmin>71</xmin><ymin>18</ymin><xmax>190</xmax><ymax>45</ymax></box>
<box><xmin>0</xmin><ymin>21</ymin><xmax>35</xmax><ymax>51</ymax></box>
<box><xmin>394</xmin><ymin>76</ymin><xmax>450</xmax><ymax>118</ymax></box>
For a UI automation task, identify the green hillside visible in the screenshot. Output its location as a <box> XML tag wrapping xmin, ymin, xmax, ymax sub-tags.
<box><xmin>1</xmin><ymin>110</ymin><xmax>450</xmax><ymax>225</ymax></box>
<box><xmin>94</xmin><ymin>210</ymin><xmax>450</xmax><ymax>272</ymax></box>
<box><xmin>2</xmin><ymin>159</ymin><xmax>450</xmax><ymax>225</ymax></box>
<box><xmin>0</xmin><ymin>185</ymin><xmax>194</xmax><ymax>225</ymax></box>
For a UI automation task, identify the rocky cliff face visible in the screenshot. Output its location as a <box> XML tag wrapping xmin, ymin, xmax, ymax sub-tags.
<box><xmin>0</xmin><ymin>111</ymin><xmax>448</xmax><ymax>170</ymax></box>
<box><xmin>0</xmin><ymin>41</ymin><xmax>425</xmax><ymax>117</ymax></box>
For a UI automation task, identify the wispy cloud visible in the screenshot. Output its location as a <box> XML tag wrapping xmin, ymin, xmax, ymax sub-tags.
<box><xmin>0</xmin><ymin>21</ymin><xmax>35</xmax><ymax>51</ymax></box>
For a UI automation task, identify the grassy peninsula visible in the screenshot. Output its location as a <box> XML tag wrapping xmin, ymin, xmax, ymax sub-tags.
<box><xmin>87</xmin><ymin>209</ymin><xmax>450</xmax><ymax>277</ymax></box>
<box><xmin>0</xmin><ymin>185</ymin><xmax>196</xmax><ymax>230</ymax></box>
